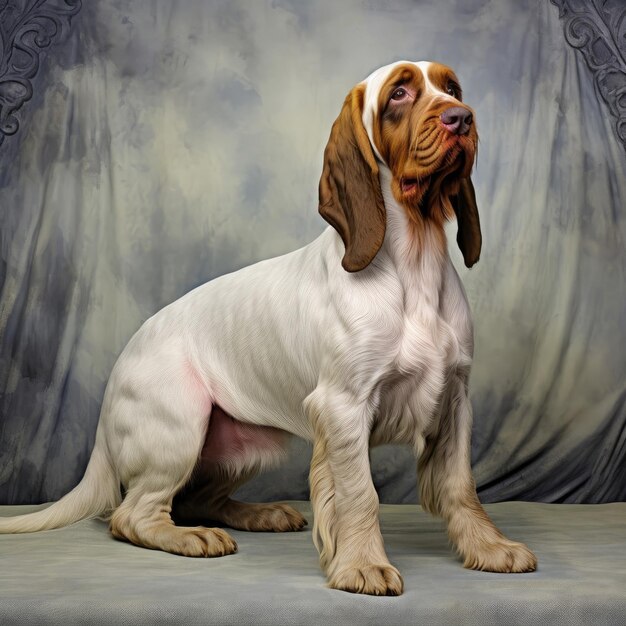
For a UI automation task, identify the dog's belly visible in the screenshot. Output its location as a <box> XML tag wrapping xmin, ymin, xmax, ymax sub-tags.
<box><xmin>201</xmin><ymin>405</ymin><xmax>289</xmax><ymax>470</ymax></box>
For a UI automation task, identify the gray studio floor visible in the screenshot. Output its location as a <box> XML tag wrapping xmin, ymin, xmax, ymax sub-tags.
<box><xmin>1</xmin><ymin>501</ymin><xmax>625</xmax><ymax>625</ymax></box>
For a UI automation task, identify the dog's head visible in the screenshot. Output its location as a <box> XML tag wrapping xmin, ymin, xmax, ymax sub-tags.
<box><xmin>319</xmin><ymin>60</ymin><xmax>481</xmax><ymax>272</ymax></box>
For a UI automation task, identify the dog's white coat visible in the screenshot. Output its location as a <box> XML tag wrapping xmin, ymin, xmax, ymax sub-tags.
<box><xmin>0</xmin><ymin>61</ymin><xmax>536</xmax><ymax>593</ymax></box>
<box><xmin>106</xmin><ymin>60</ymin><xmax>472</xmax><ymax>456</ymax></box>
<box><xmin>0</xmin><ymin>58</ymin><xmax>473</xmax><ymax>530</ymax></box>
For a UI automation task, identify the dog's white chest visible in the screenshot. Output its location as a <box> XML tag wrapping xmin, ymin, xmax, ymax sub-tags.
<box><xmin>371</xmin><ymin>274</ymin><xmax>470</xmax><ymax>445</ymax></box>
<box><xmin>386</xmin><ymin>250</ymin><xmax>464</xmax><ymax>381</ymax></box>
<box><xmin>394</xmin><ymin>314</ymin><xmax>456</xmax><ymax>376</ymax></box>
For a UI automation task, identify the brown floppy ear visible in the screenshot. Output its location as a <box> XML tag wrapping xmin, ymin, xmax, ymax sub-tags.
<box><xmin>452</xmin><ymin>177</ymin><xmax>482</xmax><ymax>268</ymax></box>
<box><xmin>319</xmin><ymin>85</ymin><xmax>386</xmax><ymax>272</ymax></box>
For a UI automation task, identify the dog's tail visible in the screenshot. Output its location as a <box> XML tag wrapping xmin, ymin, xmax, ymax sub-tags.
<box><xmin>0</xmin><ymin>435</ymin><xmax>121</xmax><ymax>534</ymax></box>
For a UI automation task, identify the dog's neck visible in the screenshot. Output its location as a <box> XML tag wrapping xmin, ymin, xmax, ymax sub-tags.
<box><xmin>378</xmin><ymin>165</ymin><xmax>449</xmax><ymax>315</ymax></box>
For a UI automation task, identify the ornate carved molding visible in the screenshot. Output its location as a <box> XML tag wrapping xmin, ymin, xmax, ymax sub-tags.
<box><xmin>0</xmin><ymin>0</ymin><xmax>81</xmax><ymax>148</ymax></box>
<box><xmin>550</xmin><ymin>0</ymin><xmax>626</xmax><ymax>151</ymax></box>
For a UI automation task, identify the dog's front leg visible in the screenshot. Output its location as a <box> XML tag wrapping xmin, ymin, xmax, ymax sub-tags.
<box><xmin>419</xmin><ymin>375</ymin><xmax>537</xmax><ymax>572</ymax></box>
<box><xmin>305</xmin><ymin>387</ymin><xmax>403</xmax><ymax>596</ymax></box>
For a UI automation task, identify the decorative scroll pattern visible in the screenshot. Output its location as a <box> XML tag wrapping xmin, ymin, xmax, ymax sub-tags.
<box><xmin>0</xmin><ymin>0</ymin><xmax>81</xmax><ymax>148</ymax></box>
<box><xmin>551</xmin><ymin>0</ymin><xmax>626</xmax><ymax>151</ymax></box>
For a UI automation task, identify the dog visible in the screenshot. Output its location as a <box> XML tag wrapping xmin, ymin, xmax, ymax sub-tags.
<box><xmin>0</xmin><ymin>60</ymin><xmax>537</xmax><ymax>595</ymax></box>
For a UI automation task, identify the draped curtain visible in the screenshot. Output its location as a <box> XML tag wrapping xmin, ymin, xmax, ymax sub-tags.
<box><xmin>1</xmin><ymin>0</ymin><xmax>625</xmax><ymax>505</ymax></box>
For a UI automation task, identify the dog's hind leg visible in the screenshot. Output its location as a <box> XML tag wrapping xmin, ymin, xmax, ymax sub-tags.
<box><xmin>175</xmin><ymin>468</ymin><xmax>307</xmax><ymax>532</ymax></box>
<box><xmin>110</xmin><ymin>475</ymin><xmax>238</xmax><ymax>557</ymax></box>
<box><xmin>174</xmin><ymin>406</ymin><xmax>307</xmax><ymax>532</ymax></box>
<box><xmin>106</xmin><ymin>358</ymin><xmax>238</xmax><ymax>557</ymax></box>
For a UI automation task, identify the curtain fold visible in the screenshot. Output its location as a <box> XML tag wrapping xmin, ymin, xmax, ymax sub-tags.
<box><xmin>1</xmin><ymin>0</ymin><xmax>624</xmax><ymax>505</ymax></box>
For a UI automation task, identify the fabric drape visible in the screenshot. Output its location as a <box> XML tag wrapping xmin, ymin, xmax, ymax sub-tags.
<box><xmin>1</xmin><ymin>0</ymin><xmax>624</xmax><ymax>504</ymax></box>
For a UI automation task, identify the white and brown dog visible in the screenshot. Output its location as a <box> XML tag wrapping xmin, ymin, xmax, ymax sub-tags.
<box><xmin>0</xmin><ymin>60</ymin><xmax>536</xmax><ymax>595</ymax></box>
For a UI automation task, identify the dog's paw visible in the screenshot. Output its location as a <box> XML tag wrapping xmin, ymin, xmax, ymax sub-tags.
<box><xmin>255</xmin><ymin>503</ymin><xmax>308</xmax><ymax>532</ymax></box>
<box><xmin>463</xmin><ymin>539</ymin><xmax>537</xmax><ymax>573</ymax></box>
<box><xmin>328</xmin><ymin>564</ymin><xmax>404</xmax><ymax>596</ymax></box>
<box><xmin>242</xmin><ymin>502</ymin><xmax>307</xmax><ymax>532</ymax></box>
<box><xmin>222</xmin><ymin>501</ymin><xmax>308</xmax><ymax>532</ymax></box>
<box><xmin>170</xmin><ymin>527</ymin><xmax>238</xmax><ymax>558</ymax></box>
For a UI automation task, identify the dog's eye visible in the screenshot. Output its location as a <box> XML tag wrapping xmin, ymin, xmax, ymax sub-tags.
<box><xmin>390</xmin><ymin>87</ymin><xmax>408</xmax><ymax>101</ymax></box>
<box><xmin>446</xmin><ymin>82</ymin><xmax>461</xmax><ymax>99</ymax></box>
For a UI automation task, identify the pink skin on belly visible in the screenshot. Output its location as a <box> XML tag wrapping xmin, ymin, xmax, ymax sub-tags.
<box><xmin>201</xmin><ymin>405</ymin><xmax>287</xmax><ymax>464</ymax></box>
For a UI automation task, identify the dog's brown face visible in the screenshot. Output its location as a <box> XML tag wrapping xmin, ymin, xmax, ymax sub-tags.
<box><xmin>319</xmin><ymin>61</ymin><xmax>481</xmax><ymax>272</ymax></box>
<box><xmin>370</xmin><ymin>62</ymin><xmax>478</xmax><ymax>221</ymax></box>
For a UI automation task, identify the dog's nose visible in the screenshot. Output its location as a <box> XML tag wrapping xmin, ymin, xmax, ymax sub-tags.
<box><xmin>440</xmin><ymin>106</ymin><xmax>473</xmax><ymax>135</ymax></box>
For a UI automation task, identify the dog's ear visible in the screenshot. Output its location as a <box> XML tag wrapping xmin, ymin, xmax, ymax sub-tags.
<box><xmin>452</xmin><ymin>177</ymin><xmax>482</xmax><ymax>268</ymax></box>
<box><xmin>319</xmin><ymin>85</ymin><xmax>386</xmax><ymax>272</ymax></box>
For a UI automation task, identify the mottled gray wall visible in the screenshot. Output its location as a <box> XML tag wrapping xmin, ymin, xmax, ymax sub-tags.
<box><xmin>1</xmin><ymin>0</ymin><xmax>625</xmax><ymax>505</ymax></box>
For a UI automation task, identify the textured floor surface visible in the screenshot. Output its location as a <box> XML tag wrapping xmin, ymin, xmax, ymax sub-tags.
<box><xmin>1</xmin><ymin>501</ymin><xmax>625</xmax><ymax>625</ymax></box>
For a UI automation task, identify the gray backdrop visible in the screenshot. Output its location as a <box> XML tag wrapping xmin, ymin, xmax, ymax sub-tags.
<box><xmin>1</xmin><ymin>0</ymin><xmax>625</xmax><ymax>505</ymax></box>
